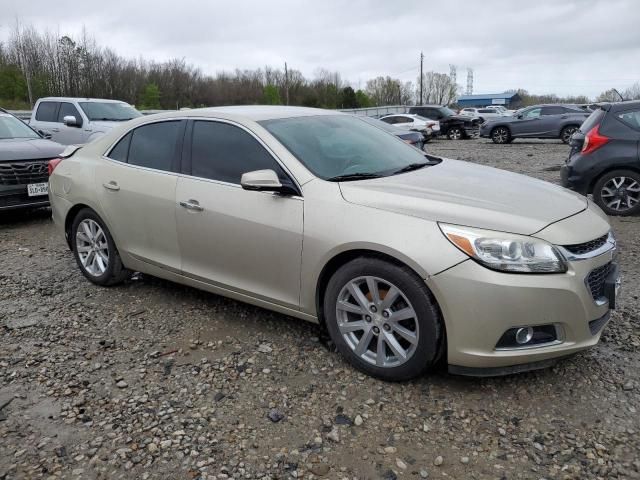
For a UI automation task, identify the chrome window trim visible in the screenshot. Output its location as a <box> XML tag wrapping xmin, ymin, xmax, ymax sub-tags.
<box><xmin>174</xmin><ymin>173</ymin><xmax>303</xmax><ymax>201</ymax></box>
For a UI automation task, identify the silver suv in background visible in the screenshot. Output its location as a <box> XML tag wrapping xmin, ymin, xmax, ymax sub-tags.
<box><xmin>29</xmin><ymin>97</ymin><xmax>142</xmax><ymax>145</ymax></box>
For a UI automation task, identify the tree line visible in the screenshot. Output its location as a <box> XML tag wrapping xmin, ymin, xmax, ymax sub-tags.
<box><xmin>1</xmin><ymin>24</ymin><xmax>638</xmax><ymax>111</ymax></box>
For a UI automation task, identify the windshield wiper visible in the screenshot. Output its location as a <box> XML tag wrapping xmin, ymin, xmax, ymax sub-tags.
<box><xmin>391</xmin><ymin>162</ymin><xmax>430</xmax><ymax>175</ymax></box>
<box><xmin>326</xmin><ymin>172</ymin><xmax>384</xmax><ymax>182</ymax></box>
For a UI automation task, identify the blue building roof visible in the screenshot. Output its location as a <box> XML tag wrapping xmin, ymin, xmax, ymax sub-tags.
<box><xmin>457</xmin><ymin>93</ymin><xmax>518</xmax><ymax>101</ymax></box>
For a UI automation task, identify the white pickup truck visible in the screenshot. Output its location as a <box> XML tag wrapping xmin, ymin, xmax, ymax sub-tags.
<box><xmin>29</xmin><ymin>97</ymin><xmax>142</xmax><ymax>145</ymax></box>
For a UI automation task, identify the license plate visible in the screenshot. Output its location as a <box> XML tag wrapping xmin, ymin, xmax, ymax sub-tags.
<box><xmin>27</xmin><ymin>182</ymin><xmax>48</xmax><ymax>197</ymax></box>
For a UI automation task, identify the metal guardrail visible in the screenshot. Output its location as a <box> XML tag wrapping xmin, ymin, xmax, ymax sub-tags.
<box><xmin>8</xmin><ymin>105</ymin><xmax>412</xmax><ymax>122</ymax></box>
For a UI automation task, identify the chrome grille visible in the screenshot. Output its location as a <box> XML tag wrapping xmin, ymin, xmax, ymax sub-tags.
<box><xmin>0</xmin><ymin>160</ymin><xmax>49</xmax><ymax>186</ymax></box>
<box><xmin>586</xmin><ymin>262</ymin><xmax>612</xmax><ymax>300</ymax></box>
<box><xmin>564</xmin><ymin>234</ymin><xmax>608</xmax><ymax>255</ymax></box>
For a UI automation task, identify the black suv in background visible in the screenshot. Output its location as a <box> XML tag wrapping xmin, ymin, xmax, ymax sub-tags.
<box><xmin>562</xmin><ymin>101</ymin><xmax>640</xmax><ymax>216</ymax></box>
<box><xmin>480</xmin><ymin>104</ymin><xmax>590</xmax><ymax>144</ymax></box>
<box><xmin>408</xmin><ymin>105</ymin><xmax>480</xmax><ymax>140</ymax></box>
<box><xmin>0</xmin><ymin>108</ymin><xmax>65</xmax><ymax>210</ymax></box>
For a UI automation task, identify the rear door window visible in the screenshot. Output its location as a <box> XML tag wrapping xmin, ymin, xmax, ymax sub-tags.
<box><xmin>128</xmin><ymin>121</ymin><xmax>182</xmax><ymax>171</ymax></box>
<box><xmin>35</xmin><ymin>102</ymin><xmax>59</xmax><ymax>122</ymax></box>
<box><xmin>617</xmin><ymin>109</ymin><xmax>640</xmax><ymax>130</ymax></box>
<box><xmin>541</xmin><ymin>106</ymin><xmax>565</xmax><ymax>116</ymax></box>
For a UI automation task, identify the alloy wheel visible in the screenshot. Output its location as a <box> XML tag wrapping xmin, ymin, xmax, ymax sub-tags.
<box><xmin>448</xmin><ymin>128</ymin><xmax>462</xmax><ymax>140</ymax></box>
<box><xmin>600</xmin><ymin>176</ymin><xmax>640</xmax><ymax>212</ymax></box>
<box><xmin>561</xmin><ymin>126</ymin><xmax>577</xmax><ymax>143</ymax></box>
<box><xmin>492</xmin><ymin>127</ymin><xmax>509</xmax><ymax>143</ymax></box>
<box><xmin>75</xmin><ymin>219</ymin><xmax>110</xmax><ymax>276</ymax></box>
<box><xmin>335</xmin><ymin>276</ymin><xmax>419</xmax><ymax>368</ymax></box>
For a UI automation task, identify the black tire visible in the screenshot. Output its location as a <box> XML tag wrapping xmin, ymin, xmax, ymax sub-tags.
<box><xmin>447</xmin><ymin>126</ymin><xmax>463</xmax><ymax>140</ymax></box>
<box><xmin>560</xmin><ymin>125</ymin><xmax>579</xmax><ymax>144</ymax></box>
<box><xmin>592</xmin><ymin>170</ymin><xmax>640</xmax><ymax>216</ymax></box>
<box><xmin>323</xmin><ymin>257</ymin><xmax>442</xmax><ymax>381</ymax></box>
<box><xmin>491</xmin><ymin>126</ymin><xmax>511</xmax><ymax>144</ymax></box>
<box><xmin>71</xmin><ymin>208</ymin><xmax>130</xmax><ymax>285</ymax></box>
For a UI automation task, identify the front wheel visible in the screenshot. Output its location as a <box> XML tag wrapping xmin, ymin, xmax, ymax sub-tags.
<box><xmin>447</xmin><ymin>127</ymin><xmax>463</xmax><ymax>140</ymax></box>
<box><xmin>560</xmin><ymin>125</ymin><xmax>578</xmax><ymax>144</ymax></box>
<box><xmin>592</xmin><ymin>170</ymin><xmax>640</xmax><ymax>216</ymax></box>
<box><xmin>491</xmin><ymin>126</ymin><xmax>511</xmax><ymax>144</ymax></box>
<box><xmin>323</xmin><ymin>257</ymin><xmax>442</xmax><ymax>381</ymax></box>
<box><xmin>71</xmin><ymin>208</ymin><xmax>130</xmax><ymax>285</ymax></box>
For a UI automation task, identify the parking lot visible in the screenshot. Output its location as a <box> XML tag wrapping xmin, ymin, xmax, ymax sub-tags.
<box><xmin>1</xmin><ymin>138</ymin><xmax>639</xmax><ymax>479</ymax></box>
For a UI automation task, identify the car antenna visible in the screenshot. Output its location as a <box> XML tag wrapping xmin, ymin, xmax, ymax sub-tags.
<box><xmin>612</xmin><ymin>88</ymin><xmax>625</xmax><ymax>102</ymax></box>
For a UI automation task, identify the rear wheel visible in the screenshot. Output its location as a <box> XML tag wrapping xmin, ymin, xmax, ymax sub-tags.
<box><xmin>447</xmin><ymin>126</ymin><xmax>463</xmax><ymax>140</ymax></box>
<box><xmin>593</xmin><ymin>170</ymin><xmax>640</xmax><ymax>216</ymax></box>
<box><xmin>560</xmin><ymin>125</ymin><xmax>579</xmax><ymax>144</ymax></box>
<box><xmin>323</xmin><ymin>257</ymin><xmax>441</xmax><ymax>381</ymax></box>
<box><xmin>491</xmin><ymin>126</ymin><xmax>511</xmax><ymax>144</ymax></box>
<box><xmin>71</xmin><ymin>208</ymin><xmax>130</xmax><ymax>285</ymax></box>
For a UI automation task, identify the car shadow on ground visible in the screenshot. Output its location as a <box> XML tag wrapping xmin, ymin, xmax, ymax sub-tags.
<box><xmin>0</xmin><ymin>207</ymin><xmax>51</xmax><ymax>226</ymax></box>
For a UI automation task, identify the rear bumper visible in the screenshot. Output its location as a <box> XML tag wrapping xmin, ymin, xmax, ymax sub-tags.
<box><xmin>561</xmin><ymin>164</ymin><xmax>591</xmax><ymax>195</ymax></box>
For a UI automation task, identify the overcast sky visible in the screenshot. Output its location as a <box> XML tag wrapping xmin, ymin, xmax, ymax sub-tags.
<box><xmin>1</xmin><ymin>0</ymin><xmax>639</xmax><ymax>99</ymax></box>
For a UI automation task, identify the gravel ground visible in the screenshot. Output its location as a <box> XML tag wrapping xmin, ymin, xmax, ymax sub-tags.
<box><xmin>1</xmin><ymin>138</ymin><xmax>639</xmax><ymax>480</ymax></box>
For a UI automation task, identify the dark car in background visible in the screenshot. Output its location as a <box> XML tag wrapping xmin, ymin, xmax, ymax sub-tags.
<box><xmin>0</xmin><ymin>108</ymin><xmax>65</xmax><ymax>210</ymax></box>
<box><xmin>408</xmin><ymin>105</ymin><xmax>480</xmax><ymax>140</ymax></box>
<box><xmin>481</xmin><ymin>104</ymin><xmax>590</xmax><ymax>144</ymax></box>
<box><xmin>562</xmin><ymin>101</ymin><xmax>640</xmax><ymax>216</ymax></box>
<box><xmin>358</xmin><ymin>115</ymin><xmax>426</xmax><ymax>150</ymax></box>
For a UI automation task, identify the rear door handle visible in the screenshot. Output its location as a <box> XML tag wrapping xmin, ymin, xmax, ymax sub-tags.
<box><xmin>179</xmin><ymin>199</ymin><xmax>204</xmax><ymax>212</ymax></box>
<box><xmin>102</xmin><ymin>181</ymin><xmax>120</xmax><ymax>191</ymax></box>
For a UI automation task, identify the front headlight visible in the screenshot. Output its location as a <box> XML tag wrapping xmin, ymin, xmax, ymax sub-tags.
<box><xmin>439</xmin><ymin>224</ymin><xmax>567</xmax><ymax>273</ymax></box>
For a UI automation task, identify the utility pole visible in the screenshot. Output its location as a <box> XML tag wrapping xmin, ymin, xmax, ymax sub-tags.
<box><xmin>419</xmin><ymin>52</ymin><xmax>424</xmax><ymax>105</ymax></box>
<box><xmin>284</xmin><ymin>62</ymin><xmax>290</xmax><ymax>106</ymax></box>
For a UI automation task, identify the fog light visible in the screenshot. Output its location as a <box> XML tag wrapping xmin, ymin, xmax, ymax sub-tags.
<box><xmin>495</xmin><ymin>324</ymin><xmax>559</xmax><ymax>350</ymax></box>
<box><xmin>515</xmin><ymin>327</ymin><xmax>534</xmax><ymax>344</ymax></box>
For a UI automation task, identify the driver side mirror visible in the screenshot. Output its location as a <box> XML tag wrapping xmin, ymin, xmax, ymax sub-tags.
<box><xmin>241</xmin><ymin>169</ymin><xmax>283</xmax><ymax>192</ymax></box>
<box><xmin>63</xmin><ymin>115</ymin><xmax>82</xmax><ymax>127</ymax></box>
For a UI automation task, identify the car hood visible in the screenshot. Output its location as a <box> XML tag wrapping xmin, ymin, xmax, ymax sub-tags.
<box><xmin>0</xmin><ymin>138</ymin><xmax>66</xmax><ymax>161</ymax></box>
<box><xmin>339</xmin><ymin>159</ymin><xmax>587</xmax><ymax>235</ymax></box>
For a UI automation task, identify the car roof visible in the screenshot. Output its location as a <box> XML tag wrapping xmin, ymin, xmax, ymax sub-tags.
<box><xmin>38</xmin><ymin>97</ymin><xmax>131</xmax><ymax>103</ymax></box>
<box><xmin>146</xmin><ymin>105</ymin><xmax>342</xmax><ymax>122</ymax></box>
<box><xmin>605</xmin><ymin>100</ymin><xmax>640</xmax><ymax>112</ymax></box>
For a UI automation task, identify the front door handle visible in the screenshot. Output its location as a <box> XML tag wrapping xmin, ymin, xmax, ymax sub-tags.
<box><xmin>179</xmin><ymin>199</ymin><xmax>204</xmax><ymax>212</ymax></box>
<box><xmin>102</xmin><ymin>181</ymin><xmax>120</xmax><ymax>191</ymax></box>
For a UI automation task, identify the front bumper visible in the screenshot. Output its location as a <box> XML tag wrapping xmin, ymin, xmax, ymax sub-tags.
<box><xmin>0</xmin><ymin>184</ymin><xmax>49</xmax><ymax>210</ymax></box>
<box><xmin>427</xmin><ymin>245</ymin><xmax>618</xmax><ymax>372</ymax></box>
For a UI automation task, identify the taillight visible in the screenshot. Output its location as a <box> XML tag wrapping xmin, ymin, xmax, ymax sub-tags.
<box><xmin>48</xmin><ymin>158</ymin><xmax>63</xmax><ymax>176</ymax></box>
<box><xmin>581</xmin><ymin>125</ymin><xmax>610</xmax><ymax>155</ymax></box>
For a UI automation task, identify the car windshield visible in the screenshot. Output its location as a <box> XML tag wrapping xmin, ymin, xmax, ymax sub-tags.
<box><xmin>79</xmin><ymin>102</ymin><xmax>142</xmax><ymax>121</ymax></box>
<box><xmin>0</xmin><ymin>113</ymin><xmax>40</xmax><ymax>139</ymax></box>
<box><xmin>440</xmin><ymin>106</ymin><xmax>457</xmax><ymax>116</ymax></box>
<box><xmin>261</xmin><ymin>115</ymin><xmax>431</xmax><ymax>180</ymax></box>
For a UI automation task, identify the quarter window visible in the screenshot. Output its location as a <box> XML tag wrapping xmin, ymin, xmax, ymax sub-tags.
<box><xmin>35</xmin><ymin>102</ymin><xmax>58</xmax><ymax>122</ymax></box>
<box><xmin>108</xmin><ymin>132</ymin><xmax>132</xmax><ymax>162</ymax></box>
<box><xmin>190</xmin><ymin>121</ymin><xmax>288</xmax><ymax>184</ymax></box>
<box><xmin>128</xmin><ymin>121</ymin><xmax>181</xmax><ymax>171</ymax></box>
